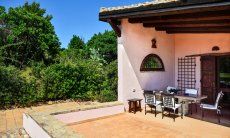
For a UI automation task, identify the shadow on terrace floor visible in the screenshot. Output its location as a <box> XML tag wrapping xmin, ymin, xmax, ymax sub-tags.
<box><xmin>186</xmin><ymin>104</ymin><xmax>230</xmax><ymax>127</ymax></box>
<box><xmin>69</xmin><ymin>111</ymin><xmax>230</xmax><ymax>138</ymax></box>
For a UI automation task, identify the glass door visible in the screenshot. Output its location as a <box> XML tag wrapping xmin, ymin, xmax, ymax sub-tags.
<box><xmin>218</xmin><ymin>56</ymin><xmax>230</xmax><ymax>105</ymax></box>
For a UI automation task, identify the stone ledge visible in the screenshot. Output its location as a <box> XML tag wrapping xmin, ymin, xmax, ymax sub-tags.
<box><xmin>51</xmin><ymin>101</ymin><xmax>123</xmax><ymax>115</ymax></box>
<box><xmin>24</xmin><ymin>101</ymin><xmax>124</xmax><ymax>138</ymax></box>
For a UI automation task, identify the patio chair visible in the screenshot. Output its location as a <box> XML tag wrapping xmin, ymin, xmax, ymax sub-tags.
<box><xmin>161</xmin><ymin>93</ymin><xmax>183</xmax><ymax>122</ymax></box>
<box><xmin>144</xmin><ymin>93</ymin><xmax>162</xmax><ymax>117</ymax></box>
<box><xmin>200</xmin><ymin>91</ymin><xmax>224</xmax><ymax>123</ymax></box>
<box><xmin>185</xmin><ymin>88</ymin><xmax>198</xmax><ymax>114</ymax></box>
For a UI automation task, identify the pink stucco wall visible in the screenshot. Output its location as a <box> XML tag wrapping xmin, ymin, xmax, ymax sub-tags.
<box><xmin>118</xmin><ymin>19</ymin><xmax>175</xmax><ymax>108</ymax></box>
<box><xmin>174</xmin><ymin>34</ymin><xmax>230</xmax><ymax>94</ymax></box>
<box><xmin>118</xmin><ymin>19</ymin><xmax>230</xmax><ymax>109</ymax></box>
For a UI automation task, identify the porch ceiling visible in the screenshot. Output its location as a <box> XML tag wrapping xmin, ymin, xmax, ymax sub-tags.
<box><xmin>128</xmin><ymin>8</ymin><xmax>230</xmax><ymax>33</ymax></box>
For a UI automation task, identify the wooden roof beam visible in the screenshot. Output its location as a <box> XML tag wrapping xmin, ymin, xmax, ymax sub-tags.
<box><xmin>129</xmin><ymin>10</ymin><xmax>230</xmax><ymax>24</ymax></box>
<box><xmin>155</xmin><ymin>26</ymin><xmax>230</xmax><ymax>31</ymax></box>
<box><xmin>142</xmin><ymin>19</ymin><xmax>230</xmax><ymax>27</ymax></box>
<box><xmin>143</xmin><ymin>22</ymin><xmax>230</xmax><ymax>28</ymax></box>
<box><xmin>166</xmin><ymin>30</ymin><xmax>230</xmax><ymax>33</ymax></box>
<box><xmin>108</xmin><ymin>19</ymin><xmax>121</xmax><ymax>37</ymax></box>
<box><xmin>154</xmin><ymin>27</ymin><xmax>230</xmax><ymax>33</ymax></box>
<box><xmin>143</xmin><ymin>15</ymin><xmax>230</xmax><ymax>24</ymax></box>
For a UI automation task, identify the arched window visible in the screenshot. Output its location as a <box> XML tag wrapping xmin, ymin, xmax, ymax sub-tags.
<box><xmin>140</xmin><ymin>54</ymin><xmax>165</xmax><ymax>71</ymax></box>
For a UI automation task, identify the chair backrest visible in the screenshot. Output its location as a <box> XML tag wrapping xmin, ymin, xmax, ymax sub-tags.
<box><xmin>166</xmin><ymin>86</ymin><xmax>177</xmax><ymax>93</ymax></box>
<box><xmin>144</xmin><ymin>94</ymin><xmax>156</xmax><ymax>104</ymax></box>
<box><xmin>162</xmin><ymin>94</ymin><xmax>175</xmax><ymax>108</ymax></box>
<box><xmin>215</xmin><ymin>91</ymin><xmax>224</xmax><ymax>108</ymax></box>
<box><xmin>185</xmin><ymin>88</ymin><xmax>198</xmax><ymax>95</ymax></box>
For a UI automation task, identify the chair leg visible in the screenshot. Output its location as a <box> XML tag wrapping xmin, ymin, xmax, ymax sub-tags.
<box><xmin>195</xmin><ymin>103</ymin><xmax>197</xmax><ymax>113</ymax></box>
<box><xmin>217</xmin><ymin>110</ymin><xmax>221</xmax><ymax>124</ymax></box>
<box><xmin>181</xmin><ymin>104</ymin><xmax>183</xmax><ymax>119</ymax></box>
<box><xmin>134</xmin><ymin>101</ymin><xmax>137</xmax><ymax>114</ymax></box>
<box><xmin>162</xmin><ymin>108</ymin><xmax>164</xmax><ymax>119</ymax></box>
<box><xmin>217</xmin><ymin>112</ymin><xmax>220</xmax><ymax>123</ymax></box>
<box><xmin>201</xmin><ymin>108</ymin><xmax>204</xmax><ymax>120</ymax></box>
<box><xmin>155</xmin><ymin>106</ymin><xmax>157</xmax><ymax>117</ymax></box>
<box><xmin>145</xmin><ymin>104</ymin><xmax>146</xmax><ymax>115</ymax></box>
<box><xmin>173</xmin><ymin>109</ymin><xmax>176</xmax><ymax>122</ymax></box>
<box><xmin>190</xmin><ymin>103</ymin><xmax>193</xmax><ymax>115</ymax></box>
<box><xmin>128</xmin><ymin>101</ymin><xmax>131</xmax><ymax>113</ymax></box>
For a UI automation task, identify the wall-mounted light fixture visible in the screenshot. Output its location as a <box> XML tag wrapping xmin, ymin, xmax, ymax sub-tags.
<box><xmin>212</xmin><ymin>46</ymin><xmax>220</xmax><ymax>51</ymax></box>
<box><xmin>151</xmin><ymin>38</ymin><xmax>157</xmax><ymax>48</ymax></box>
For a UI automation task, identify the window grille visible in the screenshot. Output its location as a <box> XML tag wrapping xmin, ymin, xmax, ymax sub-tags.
<box><xmin>177</xmin><ymin>57</ymin><xmax>196</xmax><ymax>93</ymax></box>
<box><xmin>140</xmin><ymin>54</ymin><xmax>165</xmax><ymax>71</ymax></box>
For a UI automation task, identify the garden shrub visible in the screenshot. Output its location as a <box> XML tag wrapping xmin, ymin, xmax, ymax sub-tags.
<box><xmin>104</xmin><ymin>60</ymin><xmax>118</xmax><ymax>94</ymax></box>
<box><xmin>97</xmin><ymin>60</ymin><xmax>118</xmax><ymax>102</ymax></box>
<box><xmin>97</xmin><ymin>89</ymin><xmax>117</xmax><ymax>102</ymax></box>
<box><xmin>0</xmin><ymin>55</ymin><xmax>118</xmax><ymax>108</ymax></box>
<box><xmin>0</xmin><ymin>2</ymin><xmax>118</xmax><ymax>108</ymax></box>
<box><xmin>0</xmin><ymin>66</ymin><xmax>37</xmax><ymax>108</ymax></box>
<box><xmin>0</xmin><ymin>60</ymin><xmax>118</xmax><ymax>108</ymax></box>
<box><xmin>30</xmin><ymin>62</ymin><xmax>46</xmax><ymax>78</ymax></box>
<box><xmin>40</xmin><ymin>60</ymin><xmax>105</xmax><ymax>101</ymax></box>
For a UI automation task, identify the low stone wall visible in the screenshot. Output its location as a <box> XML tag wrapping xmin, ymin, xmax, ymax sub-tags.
<box><xmin>54</xmin><ymin>104</ymin><xmax>124</xmax><ymax>124</ymax></box>
<box><xmin>23</xmin><ymin>114</ymin><xmax>51</xmax><ymax>138</ymax></box>
<box><xmin>23</xmin><ymin>101</ymin><xmax>124</xmax><ymax>138</ymax></box>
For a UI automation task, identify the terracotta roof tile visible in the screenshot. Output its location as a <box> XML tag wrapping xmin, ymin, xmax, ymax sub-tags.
<box><xmin>100</xmin><ymin>0</ymin><xmax>179</xmax><ymax>13</ymax></box>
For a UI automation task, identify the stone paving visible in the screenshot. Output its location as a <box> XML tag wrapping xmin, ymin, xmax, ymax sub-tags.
<box><xmin>0</xmin><ymin>101</ymin><xmax>79</xmax><ymax>138</ymax></box>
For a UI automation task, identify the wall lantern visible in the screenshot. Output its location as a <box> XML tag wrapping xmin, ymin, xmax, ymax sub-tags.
<box><xmin>151</xmin><ymin>38</ymin><xmax>157</xmax><ymax>48</ymax></box>
<box><xmin>212</xmin><ymin>46</ymin><xmax>220</xmax><ymax>51</ymax></box>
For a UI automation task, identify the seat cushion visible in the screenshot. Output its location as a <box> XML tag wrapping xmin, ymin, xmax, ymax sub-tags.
<box><xmin>162</xmin><ymin>103</ymin><xmax>181</xmax><ymax>110</ymax></box>
<box><xmin>155</xmin><ymin>100</ymin><xmax>162</xmax><ymax>105</ymax></box>
<box><xmin>147</xmin><ymin>100</ymin><xmax>162</xmax><ymax>106</ymax></box>
<box><xmin>172</xmin><ymin>104</ymin><xmax>181</xmax><ymax>110</ymax></box>
<box><xmin>200</xmin><ymin>104</ymin><xmax>216</xmax><ymax>110</ymax></box>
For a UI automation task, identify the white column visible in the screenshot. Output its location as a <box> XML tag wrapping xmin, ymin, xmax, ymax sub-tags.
<box><xmin>117</xmin><ymin>37</ymin><xmax>124</xmax><ymax>102</ymax></box>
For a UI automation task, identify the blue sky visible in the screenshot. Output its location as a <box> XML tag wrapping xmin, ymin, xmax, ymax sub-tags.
<box><xmin>1</xmin><ymin>0</ymin><xmax>148</xmax><ymax>48</ymax></box>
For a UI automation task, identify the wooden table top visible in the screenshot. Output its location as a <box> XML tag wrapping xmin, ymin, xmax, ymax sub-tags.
<box><xmin>152</xmin><ymin>91</ymin><xmax>207</xmax><ymax>101</ymax></box>
<box><xmin>174</xmin><ymin>94</ymin><xmax>207</xmax><ymax>101</ymax></box>
<box><xmin>128</xmin><ymin>98</ymin><xmax>143</xmax><ymax>102</ymax></box>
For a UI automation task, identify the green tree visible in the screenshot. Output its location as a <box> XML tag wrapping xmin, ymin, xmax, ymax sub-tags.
<box><xmin>1</xmin><ymin>2</ymin><xmax>61</xmax><ymax>68</ymax></box>
<box><xmin>68</xmin><ymin>35</ymin><xmax>84</xmax><ymax>49</ymax></box>
<box><xmin>0</xmin><ymin>6</ymin><xmax>6</xmax><ymax>45</ymax></box>
<box><xmin>87</xmin><ymin>30</ymin><xmax>117</xmax><ymax>64</ymax></box>
<box><xmin>0</xmin><ymin>6</ymin><xmax>24</xmax><ymax>66</ymax></box>
<box><xmin>63</xmin><ymin>35</ymin><xmax>88</xmax><ymax>60</ymax></box>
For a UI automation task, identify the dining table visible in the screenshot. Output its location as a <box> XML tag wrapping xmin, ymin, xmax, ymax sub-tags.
<box><xmin>174</xmin><ymin>93</ymin><xmax>207</xmax><ymax>102</ymax></box>
<box><xmin>154</xmin><ymin>90</ymin><xmax>207</xmax><ymax>101</ymax></box>
<box><xmin>153</xmin><ymin>90</ymin><xmax>208</xmax><ymax>115</ymax></box>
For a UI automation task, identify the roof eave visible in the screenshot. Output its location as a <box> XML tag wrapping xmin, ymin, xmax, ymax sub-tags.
<box><xmin>99</xmin><ymin>1</ymin><xmax>230</xmax><ymax>22</ymax></box>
